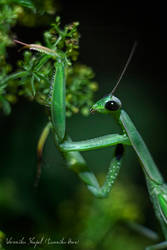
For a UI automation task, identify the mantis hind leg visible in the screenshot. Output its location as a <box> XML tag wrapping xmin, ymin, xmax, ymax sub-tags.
<box><xmin>59</xmin><ymin>137</ymin><xmax>124</xmax><ymax>198</ymax></box>
<box><xmin>35</xmin><ymin>122</ymin><xmax>52</xmax><ymax>187</ymax></box>
<box><xmin>146</xmin><ymin>241</ymin><xmax>167</xmax><ymax>250</ymax></box>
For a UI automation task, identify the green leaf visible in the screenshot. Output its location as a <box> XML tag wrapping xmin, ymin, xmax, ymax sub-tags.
<box><xmin>0</xmin><ymin>83</ymin><xmax>7</xmax><ymax>95</ymax></box>
<box><xmin>0</xmin><ymin>96</ymin><xmax>11</xmax><ymax>115</ymax></box>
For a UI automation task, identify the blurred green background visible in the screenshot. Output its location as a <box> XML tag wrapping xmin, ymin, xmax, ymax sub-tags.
<box><xmin>0</xmin><ymin>1</ymin><xmax>167</xmax><ymax>249</ymax></box>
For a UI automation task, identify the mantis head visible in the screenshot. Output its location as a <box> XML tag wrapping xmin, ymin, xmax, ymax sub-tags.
<box><xmin>90</xmin><ymin>94</ymin><xmax>122</xmax><ymax>114</ymax></box>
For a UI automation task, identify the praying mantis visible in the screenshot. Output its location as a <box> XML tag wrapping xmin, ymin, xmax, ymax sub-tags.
<box><xmin>15</xmin><ymin>40</ymin><xmax>167</xmax><ymax>250</ymax></box>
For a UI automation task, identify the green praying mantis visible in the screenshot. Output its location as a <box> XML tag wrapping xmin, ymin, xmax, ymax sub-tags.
<box><xmin>14</xmin><ymin>40</ymin><xmax>167</xmax><ymax>250</ymax></box>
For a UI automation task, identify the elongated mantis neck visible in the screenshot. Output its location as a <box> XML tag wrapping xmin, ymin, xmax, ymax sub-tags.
<box><xmin>118</xmin><ymin>109</ymin><xmax>164</xmax><ymax>185</ymax></box>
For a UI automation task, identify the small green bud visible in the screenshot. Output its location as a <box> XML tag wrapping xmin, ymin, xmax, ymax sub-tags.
<box><xmin>13</xmin><ymin>6</ymin><xmax>24</xmax><ymax>16</ymax></box>
<box><xmin>81</xmin><ymin>107</ymin><xmax>89</xmax><ymax>116</ymax></box>
<box><xmin>56</xmin><ymin>16</ymin><xmax>60</xmax><ymax>24</ymax></box>
<box><xmin>89</xmin><ymin>82</ymin><xmax>98</xmax><ymax>91</ymax></box>
<box><xmin>44</xmin><ymin>31</ymin><xmax>52</xmax><ymax>39</ymax></box>
<box><xmin>0</xmin><ymin>230</ymin><xmax>5</xmax><ymax>240</ymax></box>
<box><xmin>71</xmin><ymin>106</ymin><xmax>79</xmax><ymax>113</ymax></box>
<box><xmin>66</xmin><ymin>94</ymin><xmax>72</xmax><ymax>101</ymax></box>
<box><xmin>6</xmin><ymin>94</ymin><xmax>17</xmax><ymax>103</ymax></box>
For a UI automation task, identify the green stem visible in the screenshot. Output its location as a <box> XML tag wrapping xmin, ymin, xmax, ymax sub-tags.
<box><xmin>34</xmin><ymin>55</ymin><xmax>50</xmax><ymax>71</ymax></box>
<box><xmin>2</xmin><ymin>71</ymin><xmax>28</xmax><ymax>84</ymax></box>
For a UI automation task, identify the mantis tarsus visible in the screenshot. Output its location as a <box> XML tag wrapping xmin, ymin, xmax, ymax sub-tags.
<box><xmin>15</xmin><ymin>40</ymin><xmax>167</xmax><ymax>250</ymax></box>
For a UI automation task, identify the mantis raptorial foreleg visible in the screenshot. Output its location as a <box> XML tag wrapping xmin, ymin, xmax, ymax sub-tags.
<box><xmin>37</xmin><ymin>124</ymin><xmax>125</xmax><ymax>197</ymax></box>
<box><xmin>51</xmin><ymin>61</ymin><xmax>66</xmax><ymax>142</ymax></box>
<box><xmin>56</xmin><ymin>135</ymin><xmax>124</xmax><ymax>198</ymax></box>
<box><xmin>34</xmin><ymin>58</ymin><xmax>125</xmax><ymax>197</ymax></box>
<box><xmin>59</xmin><ymin>133</ymin><xmax>130</xmax><ymax>152</ymax></box>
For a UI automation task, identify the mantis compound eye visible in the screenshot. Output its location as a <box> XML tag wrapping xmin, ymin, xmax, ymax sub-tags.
<box><xmin>105</xmin><ymin>95</ymin><xmax>122</xmax><ymax>111</ymax></box>
<box><xmin>105</xmin><ymin>101</ymin><xmax>119</xmax><ymax>111</ymax></box>
<box><xmin>105</xmin><ymin>99</ymin><xmax>121</xmax><ymax>111</ymax></box>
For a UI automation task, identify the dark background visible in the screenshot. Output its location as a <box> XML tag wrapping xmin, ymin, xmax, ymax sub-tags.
<box><xmin>1</xmin><ymin>1</ymin><xmax>167</xmax><ymax>249</ymax></box>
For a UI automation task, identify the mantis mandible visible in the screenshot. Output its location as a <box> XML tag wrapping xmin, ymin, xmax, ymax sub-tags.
<box><xmin>15</xmin><ymin>40</ymin><xmax>167</xmax><ymax>250</ymax></box>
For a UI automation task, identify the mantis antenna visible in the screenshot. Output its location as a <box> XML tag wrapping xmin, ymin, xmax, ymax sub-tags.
<box><xmin>111</xmin><ymin>41</ymin><xmax>138</xmax><ymax>95</ymax></box>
